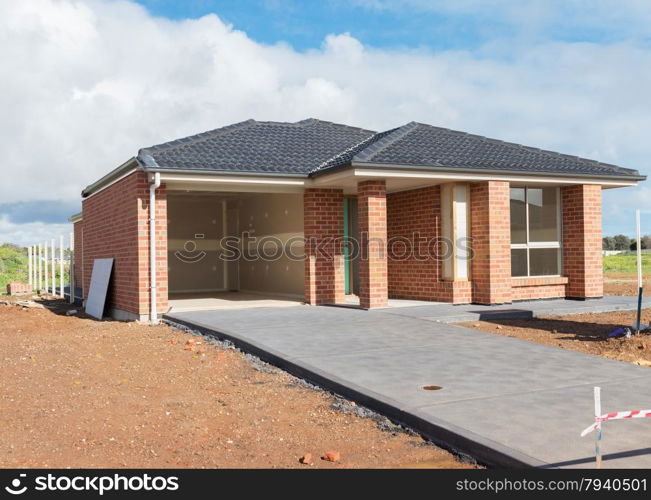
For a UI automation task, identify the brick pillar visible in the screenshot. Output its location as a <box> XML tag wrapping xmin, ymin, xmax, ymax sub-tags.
<box><xmin>137</xmin><ymin>180</ymin><xmax>168</xmax><ymax>318</ymax></box>
<box><xmin>304</xmin><ymin>188</ymin><xmax>345</xmax><ymax>305</ymax></box>
<box><xmin>470</xmin><ymin>181</ymin><xmax>512</xmax><ymax>304</ymax></box>
<box><xmin>358</xmin><ymin>180</ymin><xmax>388</xmax><ymax>309</ymax></box>
<box><xmin>562</xmin><ymin>184</ymin><xmax>603</xmax><ymax>299</ymax></box>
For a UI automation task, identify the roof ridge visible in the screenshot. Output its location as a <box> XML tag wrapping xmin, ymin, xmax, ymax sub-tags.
<box><xmin>295</xmin><ymin>118</ymin><xmax>376</xmax><ymax>135</ymax></box>
<box><xmin>352</xmin><ymin>122</ymin><xmax>420</xmax><ymax>162</ymax></box>
<box><xmin>311</xmin><ymin>129</ymin><xmax>389</xmax><ymax>174</ymax></box>
<box><xmin>139</xmin><ymin>119</ymin><xmax>257</xmax><ymax>155</ymax></box>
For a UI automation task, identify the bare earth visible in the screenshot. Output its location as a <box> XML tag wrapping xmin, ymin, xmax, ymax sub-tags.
<box><xmin>0</xmin><ymin>298</ymin><xmax>469</xmax><ymax>469</ymax></box>
<box><xmin>604</xmin><ymin>276</ymin><xmax>651</xmax><ymax>297</ymax></box>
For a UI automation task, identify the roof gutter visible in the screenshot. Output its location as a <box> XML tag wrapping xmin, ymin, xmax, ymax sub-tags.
<box><xmin>344</xmin><ymin>161</ymin><xmax>647</xmax><ymax>183</ymax></box>
<box><xmin>81</xmin><ymin>157</ymin><xmax>140</xmax><ymax>198</ymax></box>
<box><xmin>68</xmin><ymin>212</ymin><xmax>83</xmax><ymax>223</ymax></box>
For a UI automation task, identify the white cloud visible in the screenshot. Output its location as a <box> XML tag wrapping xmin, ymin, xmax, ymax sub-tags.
<box><xmin>1</xmin><ymin>0</ymin><xmax>650</xmax><ymax>244</ymax></box>
<box><xmin>0</xmin><ymin>216</ymin><xmax>71</xmax><ymax>248</ymax></box>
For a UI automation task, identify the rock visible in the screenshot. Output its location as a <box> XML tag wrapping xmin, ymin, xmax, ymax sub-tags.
<box><xmin>184</xmin><ymin>340</ymin><xmax>195</xmax><ymax>351</ymax></box>
<box><xmin>168</xmin><ymin>338</ymin><xmax>178</xmax><ymax>345</ymax></box>
<box><xmin>197</xmin><ymin>347</ymin><xmax>206</xmax><ymax>355</ymax></box>
<box><xmin>299</xmin><ymin>453</ymin><xmax>312</xmax><ymax>465</ymax></box>
<box><xmin>321</xmin><ymin>450</ymin><xmax>340</xmax><ymax>462</ymax></box>
<box><xmin>496</xmin><ymin>325</ymin><xmax>503</xmax><ymax>330</ymax></box>
<box><xmin>65</xmin><ymin>309</ymin><xmax>78</xmax><ymax>316</ymax></box>
<box><xmin>638</xmin><ymin>343</ymin><xmax>646</xmax><ymax>350</ymax></box>
<box><xmin>16</xmin><ymin>300</ymin><xmax>44</xmax><ymax>309</ymax></box>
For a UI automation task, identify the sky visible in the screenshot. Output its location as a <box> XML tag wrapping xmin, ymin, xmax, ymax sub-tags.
<box><xmin>1</xmin><ymin>0</ymin><xmax>651</xmax><ymax>246</ymax></box>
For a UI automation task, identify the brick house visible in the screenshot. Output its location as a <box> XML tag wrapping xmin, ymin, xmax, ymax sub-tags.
<box><xmin>71</xmin><ymin>119</ymin><xmax>645</xmax><ymax>321</ymax></box>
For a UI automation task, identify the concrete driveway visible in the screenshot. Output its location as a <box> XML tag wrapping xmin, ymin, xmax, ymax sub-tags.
<box><xmin>165</xmin><ymin>298</ymin><xmax>651</xmax><ymax>468</ymax></box>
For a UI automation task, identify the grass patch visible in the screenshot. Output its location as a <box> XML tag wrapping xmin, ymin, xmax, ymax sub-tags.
<box><xmin>604</xmin><ymin>253</ymin><xmax>651</xmax><ymax>275</ymax></box>
<box><xmin>0</xmin><ymin>244</ymin><xmax>27</xmax><ymax>290</ymax></box>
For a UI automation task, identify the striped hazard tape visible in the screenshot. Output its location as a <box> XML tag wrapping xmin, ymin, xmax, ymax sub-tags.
<box><xmin>581</xmin><ymin>409</ymin><xmax>651</xmax><ymax>437</ymax></box>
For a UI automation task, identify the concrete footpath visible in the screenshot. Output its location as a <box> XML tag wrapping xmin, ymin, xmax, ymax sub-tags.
<box><xmin>165</xmin><ymin>297</ymin><xmax>651</xmax><ymax>468</ymax></box>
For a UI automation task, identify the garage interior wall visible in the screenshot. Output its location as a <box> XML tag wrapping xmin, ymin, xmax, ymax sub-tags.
<box><xmin>167</xmin><ymin>192</ymin><xmax>304</xmax><ymax>298</ymax></box>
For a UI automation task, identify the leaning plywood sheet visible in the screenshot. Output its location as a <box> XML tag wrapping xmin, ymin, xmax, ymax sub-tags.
<box><xmin>85</xmin><ymin>258</ymin><xmax>114</xmax><ymax>319</ymax></box>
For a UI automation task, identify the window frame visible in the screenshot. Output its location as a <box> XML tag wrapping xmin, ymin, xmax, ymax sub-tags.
<box><xmin>510</xmin><ymin>186</ymin><xmax>562</xmax><ymax>278</ymax></box>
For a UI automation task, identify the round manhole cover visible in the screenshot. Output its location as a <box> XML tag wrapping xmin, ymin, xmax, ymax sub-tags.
<box><xmin>422</xmin><ymin>385</ymin><xmax>443</xmax><ymax>391</ymax></box>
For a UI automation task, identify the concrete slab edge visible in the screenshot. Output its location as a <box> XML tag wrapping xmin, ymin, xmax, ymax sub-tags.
<box><xmin>163</xmin><ymin>313</ymin><xmax>547</xmax><ymax>469</ymax></box>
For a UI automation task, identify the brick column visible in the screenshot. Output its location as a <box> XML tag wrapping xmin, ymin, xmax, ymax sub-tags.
<box><xmin>304</xmin><ymin>188</ymin><xmax>345</xmax><ymax>305</ymax></box>
<box><xmin>470</xmin><ymin>181</ymin><xmax>512</xmax><ymax>304</ymax></box>
<box><xmin>137</xmin><ymin>180</ymin><xmax>168</xmax><ymax>318</ymax></box>
<box><xmin>358</xmin><ymin>180</ymin><xmax>388</xmax><ymax>309</ymax></box>
<box><xmin>562</xmin><ymin>184</ymin><xmax>603</xmax><ymax>299</ymax></box>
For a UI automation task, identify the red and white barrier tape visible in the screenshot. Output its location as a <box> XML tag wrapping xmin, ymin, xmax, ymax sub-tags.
<box><xmin>581</xmin><ymin>409</ymin><xmax>651</xmax><ymax>437</ymax></box>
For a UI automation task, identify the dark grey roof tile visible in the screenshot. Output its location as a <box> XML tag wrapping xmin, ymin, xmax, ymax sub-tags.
<box><xmin>136</xmin><ymin>118</ymin><xmax>642</xmax><ymax>180</ymax></box>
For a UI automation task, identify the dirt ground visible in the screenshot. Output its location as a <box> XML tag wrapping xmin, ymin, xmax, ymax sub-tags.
<box><xmin>604</xmin><ymin>276</ymin><xmax>651</xmax><ymax>297</ymax></box>
<box><xmin>0</xmin><ymin>297</ymin><xmax>471</xmax><ymax>469</ymax></box>
<box><xmin>459</xmin><ymin>308</ymin><xmax>651</xmax><ymax>366</ymax></box>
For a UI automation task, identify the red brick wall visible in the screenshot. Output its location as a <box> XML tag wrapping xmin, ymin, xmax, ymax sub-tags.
<box><xmin>470</xmin><ymin>181</ymin><xmax>512</xmax><ymax>304</ymax></box>
<box><xmin>386</xmin><ymin>185</ymin><xmax>471</xmax><ymax>304</ymax></box>
<box><xmin>511</xmin><ymin>277</ymin><xmax>568</xmax><ymax>301</ymax></box>
<box><xmin>387</xmin><ymin>186</ymin><xmax>440</xmax><ymax>300</ymax></box>
<box><xmin>73</xmin><ymin>220</ymin><xmax>83</xmax><ymax>294</ymax></box>
<box><xmin>562</xmin><ymin>184</ymin><xmax>603</xmax><ymax>298</ymax></box>
<box><xmin>303</xmin><ymin>188</ymin><xmax>345</xmax><ymax>305</ymax></box>
<box><xmin>81</xmin><ymin>171</ymin><xmax>168</xmax><ymax>318</ymax></box>
<box><xmin>358</xmin><ymin>180</ymin><xmax>388</xmax><ymax>309</ymax></box>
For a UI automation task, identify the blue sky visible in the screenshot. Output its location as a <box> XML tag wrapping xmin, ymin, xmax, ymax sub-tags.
<box><xmin>134</xmin><ymin>0</ymin><xmax>509</xmax><ymax>50</ymax></box>
<box><xmin>1</xmin><ymin>0</ymin><xmax>651</xmax><ymax>244</ymax></box>
<box><xmin>134</xmin><ymin>0</ymin><xmax>651</xmax><ymax>50</ymax></box>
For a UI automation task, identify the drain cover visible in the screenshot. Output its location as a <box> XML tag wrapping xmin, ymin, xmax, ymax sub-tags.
<box><xmin>422</xmin><ymin>385</ymin><xmax>442</xmax><ymax>391</ymax></box>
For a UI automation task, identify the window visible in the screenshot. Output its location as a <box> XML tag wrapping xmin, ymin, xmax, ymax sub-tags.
<box><xmin>510</xmin><ymin>187</ymin><xmax>561</xmax><ymax>277</ymax></box>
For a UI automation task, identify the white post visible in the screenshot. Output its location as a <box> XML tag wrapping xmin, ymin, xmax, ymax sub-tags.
<box><xmin>59</xmin><ymin>235</ymin><xmax>64</xmax><ymax>298</ymax></box>
<box><xmin>51</xmin><ymin>239</ymin><xmax>55</xmax><ymax>297</ymax></box>
<box><xmin>44</xmin><ymin>242</ymin><xmax>48</xmax><ymax>295</ymax></box>
<box><xmin>637</xmin><ymin>210</ymin><xmax>643</xmax><ymax>289</ymax></box>
<box><xmin>37</xmin><ymin>244</ymin><xmax>42</xmax><ymax>292</ymax></box>
<box><xmin>635</xmin><ymin>210</ymin><xmax>643</xmax><ymax>334</ymax></box>
<box><xmin>30</xmin><ymin>246</ymin><xmax>34</xmax><ymax>288</ymax></box>
<box><xmin>69</xmin><ymin>232</ymin><xmax>75</xmax><ymax>304</ymax></box>
<box><xmin>27</xmin><ymin>246</ymin><xmax>32</xmax><ymax>288</ymax></box>
<box><xmin>594</xmin><ymin>386</ymin><xmax>603</xmax><ymax>469</ymax></box>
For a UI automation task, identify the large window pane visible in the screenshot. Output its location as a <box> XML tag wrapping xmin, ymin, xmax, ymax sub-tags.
<box><xmin>529</xmin><ymin>248</ymin><xmax>560</xmax><ymax>276</ymax></box>
<box><xmin>528</xmin><ymin>187</ymin><xmax>559</xmax><ymax>242</ymax></box>
<box><xmin>511</xmin><ymin>248</ymin><xmax>528</xmax><ymax>277</ymax></box>
<box><xmin>510</xmin><ymin>188</ymin><xmax>526</xmax><ymax>244</ymax></box>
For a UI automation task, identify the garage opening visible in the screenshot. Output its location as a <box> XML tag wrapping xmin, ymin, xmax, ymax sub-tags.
<box><xmin>166</xmin><ymin>191</ymin><xmax>304</xmax><ymax>312</ymax></box>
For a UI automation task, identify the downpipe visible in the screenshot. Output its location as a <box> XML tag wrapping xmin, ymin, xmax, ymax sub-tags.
<box><xmin>149</xmin><ymin>172</ymin><xmax>161</xmax><ymax>325</ymax></box>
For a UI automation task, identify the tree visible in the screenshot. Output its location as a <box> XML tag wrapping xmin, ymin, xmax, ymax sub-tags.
<box><xmin>602</xmin><ymin>236</ymin><xmax>616</xmax><ymax>251</ymax></box>
<box><xmin>613</xmin><ymin>234</ymin><xmax>632</xmax><ymax>251</ymax></box>
<box><xmin>630</xmin><ymin>235</ymin><xmax>651</xmax><ymax>251</ymax></box>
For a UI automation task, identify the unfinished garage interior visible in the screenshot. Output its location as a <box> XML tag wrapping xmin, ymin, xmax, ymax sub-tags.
<box><xmin>166</xmin><ymin>190</ymin><xmax>305</xmax><ymax>312</ymax></box>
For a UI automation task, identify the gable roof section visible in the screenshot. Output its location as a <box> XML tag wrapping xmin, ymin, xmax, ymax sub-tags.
<box><xmin>138</xmin><ymin>118</ymin><xmax>376</xmax><ymax>176</ymax></box>
<box><xmin>315</xmin><ymin>122</ymin><xmax>643</xmax><ymax>179</ymax></box>
<box><xmin>133</xmin><ymin>118</ymin><xmax>643</xmax><ymax>182</ymax></box>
